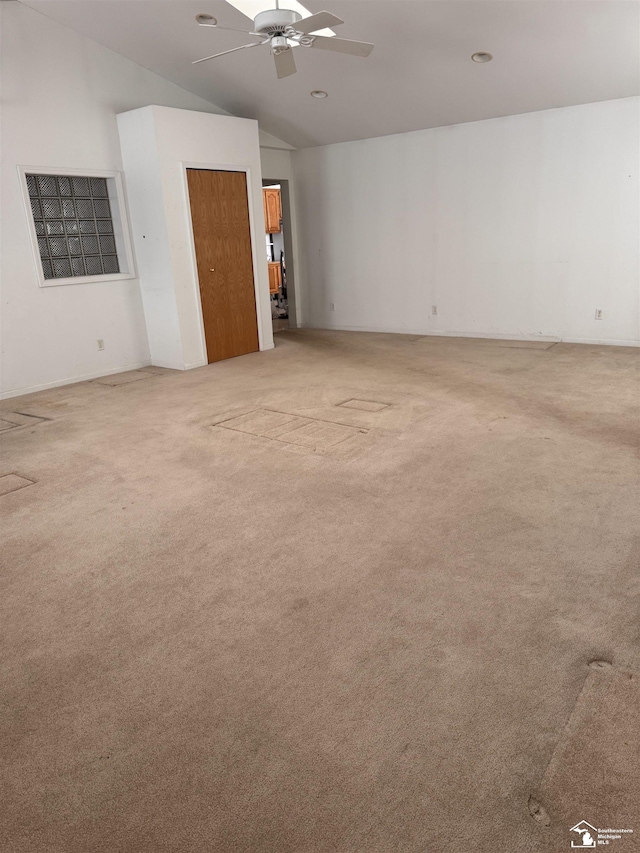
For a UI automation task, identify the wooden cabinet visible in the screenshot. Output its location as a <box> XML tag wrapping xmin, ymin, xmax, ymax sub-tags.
<box><xmin>263</xmin><ymin>188</ymin><xmax>282</xmax><ymax>234</ymax></box>
<box><xmin>268</xmin><ymin>261</ymin><xmax>281</xmax><ymax>294</ymax></box>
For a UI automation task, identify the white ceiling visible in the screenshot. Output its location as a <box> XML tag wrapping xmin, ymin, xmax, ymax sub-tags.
<box><xmin>20</xmin><ymin>0</ymin><xmax>640</xmax><ymax>148</ymax></box>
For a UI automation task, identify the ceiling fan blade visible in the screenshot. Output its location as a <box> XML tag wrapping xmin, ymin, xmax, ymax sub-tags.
<box><xmin>295</xmin><ymin>11</ymin><xmax>344</xmax><ymax>34</ymax></box>
<box><xmin>196</xmin><ymin>20</ymin><xmax>262</xmax><ymax>37</ymax></box>
<box><xmin>273</xmin><ymin>47</ymin><xmax>297</xmax><ymax>79</ymax></box>
<box><xmin>308</xmin><ymin>34</ymin><xmax>374</xmax><ymax>57</ymax></box>
<box><xmin>192</xmin><ymin>40</ymin><xmax>267</xmax><ymax>65</ymax></box>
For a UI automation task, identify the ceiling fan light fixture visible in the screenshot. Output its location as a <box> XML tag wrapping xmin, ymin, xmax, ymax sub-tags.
<box><xmin>471</xmin><ymin>52</ymin><xmax>493</xmax><ymax>63</ymax></box>
<box><xmin>191</xmin><ymin>6</ymin><xmax>373</xmax><ymax>77</ymax></box>
<box><xmin>310</xmin><ymin>90</ymin><xmax>328</xmax><ymax>99</ymax></box>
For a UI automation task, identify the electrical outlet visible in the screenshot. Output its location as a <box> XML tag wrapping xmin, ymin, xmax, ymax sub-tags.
<box><xmin>431</xmin><ymin>305</ymin><xmax>438</xmax><ymax>316</ymax></box>
<box><xmin>330</xmin><ymin>303</ymin><xmax>335</xmax><ymax>312</ymax></box>
<box><xmin>97</xmin><ymin>339</ymin><xmax>105</xmax><ymax>350</ymax></box>
<box><xmin>594</xmin><ymin>309</ymin><xmax>603</xmax><ymax>320</ymax></box>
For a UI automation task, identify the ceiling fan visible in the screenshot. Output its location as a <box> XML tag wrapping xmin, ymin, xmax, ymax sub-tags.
<box><xmin>192</xmin><ymin>2</ymin><xmax>374</xmax><ymax>79</ymax></box>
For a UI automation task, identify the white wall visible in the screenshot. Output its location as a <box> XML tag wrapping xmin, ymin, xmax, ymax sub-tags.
<box><xmin>115</xmin><ymin>108</ymin><xmax>184</xmax><ymax>369</ymax></box>
<box><xmin>119</xmin><ymin>106</ymin><xmax>274</xmax><ymax>369</ymax></box>
<box><xmin>292</xmin><ymin>98</ymin><xmax>640</xmax><ymax>346</ymax></box>
<box><xmin>0</xmin><ymin>1</ymin><xmax>230</xmax><ymax>398</ymax></box>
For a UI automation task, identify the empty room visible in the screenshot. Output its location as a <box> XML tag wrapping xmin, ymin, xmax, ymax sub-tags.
<box><xmin>1</xmin><ymin>1</ymin><xmax>639</xmax><ymax>851</ymax></box>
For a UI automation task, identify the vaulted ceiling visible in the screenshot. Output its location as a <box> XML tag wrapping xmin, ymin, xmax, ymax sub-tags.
<box><xmin>20</xmin><ymin>0</ymin><xmax>640</xmax><ymax>148</ymax></box>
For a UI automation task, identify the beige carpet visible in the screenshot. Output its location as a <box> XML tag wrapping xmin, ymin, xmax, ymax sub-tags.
<box><xmin>1</xmin><ymin>330</ymin><xmax>639</xmax><ymax>852</ymax></box>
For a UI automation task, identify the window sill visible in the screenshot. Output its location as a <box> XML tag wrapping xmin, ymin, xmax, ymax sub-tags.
<box><xmin>39</xmin><ymin>272</ymin><xmax>136</xmax><ymax>288</ymax></box>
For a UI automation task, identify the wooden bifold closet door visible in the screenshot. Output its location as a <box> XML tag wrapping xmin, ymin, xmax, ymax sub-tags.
<box><xmin>187</xmin><ymin>169</ymin><xmax>259</xmax><ymax>363</ymax></box>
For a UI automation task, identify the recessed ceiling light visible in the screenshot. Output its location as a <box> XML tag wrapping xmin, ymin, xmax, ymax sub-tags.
<box><xmin>471</xmin><ymin>52</ymin><xmax>493</xmax><ymax>63</ymax></box>
<box><xmin>196</xmin><ymin>13</ymin><xmax>217</xmax><ymax>25</ymax></box>
<box><xmin>310</xmin><ymin>90</ymin><xmax>328</xmax><ymax>99</ymax></box>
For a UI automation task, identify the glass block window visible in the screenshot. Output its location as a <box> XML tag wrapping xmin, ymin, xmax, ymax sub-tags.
<box><xmin>26</xmin><ymin>174</ymin><xmax>120</xmax><ymax>279</ymax></box>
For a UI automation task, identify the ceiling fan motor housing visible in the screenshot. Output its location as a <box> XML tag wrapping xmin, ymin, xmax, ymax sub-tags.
<box><xmin>254</xmin><ymin>9</ymin><xmax>302</xmax><ymax>36</ymax></box>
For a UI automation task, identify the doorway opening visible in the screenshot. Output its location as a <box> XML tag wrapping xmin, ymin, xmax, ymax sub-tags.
<box><xmin>262</xmin><ymin>179</ymin><xmax>296</xmax><ymax>334</ymax></box>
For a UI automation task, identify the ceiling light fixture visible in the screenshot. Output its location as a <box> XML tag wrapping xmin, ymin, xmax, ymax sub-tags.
<box><xmin>196</xmin><ymin>14</ymin><xmax>217</xmax><ymax>25</ymax></box>
<box><xmin>310</xmin><ymin>90</ymin><xmax>328</xmax><ymax>99</ymax></box>
<box><xmin>471</xmin><ymin>52</ymin><xmax>493</xmax><ymax>63</ymax></box>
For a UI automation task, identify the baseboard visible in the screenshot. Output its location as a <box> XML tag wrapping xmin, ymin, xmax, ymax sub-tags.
<box><xmin>408</xmin><ymin>329</ymin><xmax>561</xmax><ymax>343</ymax></box>
<box><xmin>0</xmin><ymin>360</ymin><xmax>153</xmax><ymax>401</ymax></box>
<box><xmin>421</xmin><ymin>331</ymin><xmax>639</xmax><ymax>347</ymax></box>
<box><xmin>559</xmin><ymin>337</ymin><xmax>640</xmax><ymax>347</ymax></box>
<box><xmin>299</xmin><ymin>324</ymin><xmax>639</xmax><ymax>347</ymax></box>
<box><xmin>300</xmin><ymin>323</ymin><xmax>559</xmax><ymax>341</ymax></box>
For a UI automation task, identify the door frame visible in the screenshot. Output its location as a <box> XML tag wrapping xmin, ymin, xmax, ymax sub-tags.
<box><xmin>181</xmin><ymin>161</ymin><xmax>269</xmax><ymax>365</ymax></box>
